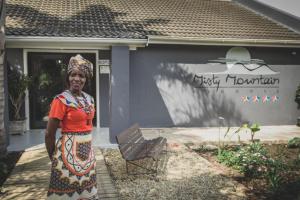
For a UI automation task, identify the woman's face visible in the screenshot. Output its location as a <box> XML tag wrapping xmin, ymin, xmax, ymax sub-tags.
<box><xmin>68</xmin><ymin>68</ymin><xmax>86</xmax><ymax>94</ymax></box>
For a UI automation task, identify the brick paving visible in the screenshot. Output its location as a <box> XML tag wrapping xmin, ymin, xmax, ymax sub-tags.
<box><xmin>1</xmin><ymin>148</ymin><xmax>118</xmax><ymax>200</ymax></box>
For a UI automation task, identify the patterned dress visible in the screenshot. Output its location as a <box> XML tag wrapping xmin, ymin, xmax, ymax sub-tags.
<box><xmin>47</xmin><ymin>90</ymin><xmax>98</xmax><ymax>200</ymax></box>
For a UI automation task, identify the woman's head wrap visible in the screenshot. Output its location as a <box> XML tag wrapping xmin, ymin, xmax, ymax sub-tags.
<box><xmin>68</xmin><ymin>54</ymin><xmax>93</xmax><ymax>78</ymax></box>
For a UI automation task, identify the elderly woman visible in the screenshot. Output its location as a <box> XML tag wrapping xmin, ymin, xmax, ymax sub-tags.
<box><xmin>45</xmin><ymin>55</ymin><xmax>98</xmax><ymax>199</ymax></box>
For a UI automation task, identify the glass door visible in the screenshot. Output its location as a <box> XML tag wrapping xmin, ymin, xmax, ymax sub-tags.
<box><xmin>28</xmin><ymin>52</ymin><xmax>96</xmax><ymax>129</ymax></box>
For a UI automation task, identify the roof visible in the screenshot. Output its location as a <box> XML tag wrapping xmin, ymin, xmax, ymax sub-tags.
<box><xmin>5</xmin><ymin>0</ymin><xmax>300</xmax><ymax>45</ymax></box>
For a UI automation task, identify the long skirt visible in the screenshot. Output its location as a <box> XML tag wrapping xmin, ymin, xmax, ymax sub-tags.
<box><xmin>47</xmin><ymin>132</ymin><xmax>98</xmax><ymax>200</ymax></box>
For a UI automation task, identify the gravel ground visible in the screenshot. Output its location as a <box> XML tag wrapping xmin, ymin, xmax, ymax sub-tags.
<box><xmin>103</xmin><ymin>145</ymin><xmax>247</xmax><ymax>200</ymax></box>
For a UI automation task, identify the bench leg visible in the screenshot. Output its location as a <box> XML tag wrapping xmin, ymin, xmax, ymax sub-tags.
<box><xmin>126</xmin><ymin>161</ymin><xmax>129</xmax><ymax>174</ymax></box>
<box><xmin>161</xmin><ymin>143</ymin><xmax>168</xmax><ymax>154</ymax></box>
<box><xmin>126</xmin><ymin>159</ymin><xmax>157</xmax><ymax>175</ymax></box>
<box><xmin>154</xmin><ymin>158</ymin><xmax>158</xmax><ymax>175</ymax></box>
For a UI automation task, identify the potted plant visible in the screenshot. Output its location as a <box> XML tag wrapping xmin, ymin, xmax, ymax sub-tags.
<box><xmin>7</xmin><ymin>64</ymin><xmax>31</xmax><ymax>134</ymax></box>
<box><xmin>295</xmin><ymin>84</ymin><xmax>300</xmax><ymax>126</ymax></box>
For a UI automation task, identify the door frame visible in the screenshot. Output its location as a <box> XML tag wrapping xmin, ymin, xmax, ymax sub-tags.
<box><xmin>23</xmin><ymin>49</ymin><xmax>100</xmax><ymax>130</ymax></box>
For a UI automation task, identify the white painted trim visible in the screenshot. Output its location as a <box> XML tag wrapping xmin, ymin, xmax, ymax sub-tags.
<box><xmin>23</xmin><ymin>50</ymin><xmax>29</xmax><ymax>130</ymax></box>
<box><xmin>147</xmin><ymin>36</ymin><xmax>300</xmax><ymax>48</ymax></box>
<box><xmin>23</xmin><ymin>49</ymin><xmax>100</xmax><ymax>129</ymax></box>
<box><xmin>6</xmin><ymin>36</ymin><xmax>146</xmax><ymax>50</ymax></box>
<box><xmin>96</xmin><ymin>55</ymin><xmax>100</xmax><ymax>129</ymax></box>
<box><xmin>6</xmin><ymin>36</ymin><xmax>147</xmax><ymax>43</ymax></box>
<box><xmin>7</xmin><ymin>35</ymin><xmax>300</xmax><ymax>48</ymax></box>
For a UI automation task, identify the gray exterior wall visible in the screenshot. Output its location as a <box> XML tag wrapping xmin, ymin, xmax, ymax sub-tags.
<box><xmin>98</xmin><ymin>50</ymin><xmax>111</xmax><ymax>127</ymax></box>
<box><xmin>100</xmin><ymin>74</ymin><xmax>109</xmax><ymax>127</ymax></box>
<box><xmin>5</xmin><ymin>45</ymin><xmax>300</xmax><ymax>133</ymax></box>
<box><xmin>130</xmin><ymin>45</ymin><xmax>300</xmax><ymax>127</ymax></box>
<box><xmin>110</xmin><ymin>46</ymin><xmax>130</xmax><ymax>142</ymax></box>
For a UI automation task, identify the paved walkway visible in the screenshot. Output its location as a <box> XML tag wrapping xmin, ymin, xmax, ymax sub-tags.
<box><xmin>1</xmin><ymin>148</ymin><xmax>119</xmax><ymax>200</ymax></box>
<box><xmin>142</xmin><ymin>125</ymin><xmax>300</xmax><ymax>145</ymax></box>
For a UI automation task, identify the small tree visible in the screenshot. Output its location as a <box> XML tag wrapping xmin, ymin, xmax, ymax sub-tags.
<box><xmin>249</xmin><ymin>123</ymin><xmax>260</xmax><ymax>143</ymax></box>
<box><xmin>7</xmin><ymin>64</ymin><xmax>31</xmax><ymax>120</ymax></box>
<box><xmin>235</xmin><ymin>123</ymin><xmax>261</xmax><ymax>143</ymax></box>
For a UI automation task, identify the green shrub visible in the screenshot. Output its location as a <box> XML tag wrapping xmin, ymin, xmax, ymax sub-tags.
<box><xmin>217</xmin><ymin>150</ymin><xmax>238</xmax><ymax>167</ymax></box>
<box><xmin>287</xmin><ymin>137</ymin><xmax>300</xmax><ymax>148</ymax></box>
<box><xmin>233</xmin><ymin>142</ymin><xmax>269</xmax><ymax>177</ymax></box>
<box><xmin>265</xmin><ymin>158</ymin><xmax>285</xmax><ymax>190</ymax></box>
<box><xmin>217</xmin><ymin>142</ymin><xmax>285</xmax><ymax>190</ymax></box>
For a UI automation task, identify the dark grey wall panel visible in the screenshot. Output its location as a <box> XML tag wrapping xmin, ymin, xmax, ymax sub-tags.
<box><xmin>6</xmin><ymin>48</ymin><xmax>23</xmax><ymax>68</ymax></box>
<box><xmin>100</xmin><ymin>74</ymin><xmax>109</xmax><ymax>127</ymax></box>
<box><xmin>110</xmin><ymin>46</ymin><xmax>130</xmax><ymax>142</ymax></box>
<box><xmin>130</xmin><ymin>45</ymin><xmax>300</xmax><ymax>127</ymax></box>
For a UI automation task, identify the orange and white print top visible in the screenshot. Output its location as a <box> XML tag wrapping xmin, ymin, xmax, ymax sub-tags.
<box><xmin>48</xmin><ymin>90</ymin><xmax>95</xmax><ymax>132</ymax></box>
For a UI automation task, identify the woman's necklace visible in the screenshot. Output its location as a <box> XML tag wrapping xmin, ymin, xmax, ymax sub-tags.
<box><xmin>68</xmin><ymin>90</ymin><xmax>92</xmax><ymax>115</ymax></box>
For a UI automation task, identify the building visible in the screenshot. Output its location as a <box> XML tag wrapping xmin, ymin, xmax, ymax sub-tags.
<box><xmin>3</xmin><ymin>0</ymin><xmax>300</xmax><ymax>144</ymax></box>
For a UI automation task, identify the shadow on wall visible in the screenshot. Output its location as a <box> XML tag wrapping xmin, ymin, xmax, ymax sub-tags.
<box><xmin>154</xmin><ymin>63</ymin><xmax>247</xmax><ymax>127</ymax></box>
<box><xmin>6</xmin><ymin>4</ymin><xmax>169</xmax><ymax>38</ymax></box>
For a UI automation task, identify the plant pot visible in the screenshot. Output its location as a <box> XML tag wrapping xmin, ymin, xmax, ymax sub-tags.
<box><xmin>9</xmin><ymin>120</ymin><xmax>26</xmax><ymax>135</ymax></box>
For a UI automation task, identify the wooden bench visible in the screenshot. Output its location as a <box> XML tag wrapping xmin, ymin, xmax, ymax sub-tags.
<box><xmin>116</xmin><ymin>123</ymin><xmax>167</xmax><ymax>175</ymax></box>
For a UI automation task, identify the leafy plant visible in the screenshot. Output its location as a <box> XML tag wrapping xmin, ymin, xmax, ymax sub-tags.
<box><xmin>217</xmin><ymin>142</ymin><xmax>285</xmax><ymax>190</ymax></box>
<box><xmin>234</xmin><ymin>142</ymin><xmax>269</xmax><ymax>177</ymax></box>
<box><xmin>249</xmin><ymin>123</ymin><xmax>260</xmax><ymax>142</ymax></box>
<box><xmin>217</xmin><ymin>149</ymin><xmax>239</xmax><ymax>167</ymax></box>
<box><xmin>218</xmin><ymin>126</ymin><xmax>232</xmax><ymax>156</ymax></box>
<box><xmin>7</xmin><ymin>64</ymin><xmax>31</xmax><ymax>120</ymax></box>
<box><xmin>287</xmin><ymin>137</ymin><xmax>300</xmax><ymax>148</ymax></box>
<box><xmin>265</xmin><ymin>158</ymin><xmax>284</xmax><ymax>190</ymax></box>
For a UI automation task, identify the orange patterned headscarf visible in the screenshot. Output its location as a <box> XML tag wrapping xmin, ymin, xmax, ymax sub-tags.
<box><xmin>68</xmin><ymin>54</ymin><xmax>93</xmax><ymax>78</ymax></box>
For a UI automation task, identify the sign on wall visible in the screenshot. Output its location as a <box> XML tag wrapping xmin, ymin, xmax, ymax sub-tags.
<box><xmin>99</xmin><ymin>59</ymin><xmax>110</xmax><ymax>74</ymax></box>
<box><xmin>192</xmin><ymin>47</ymin><xmax>280</xmax><ymax>103</ymax></box>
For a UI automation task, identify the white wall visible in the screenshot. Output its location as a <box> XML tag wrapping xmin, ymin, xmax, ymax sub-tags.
<box><xmin>256</xmin><ymin>0</ymin><xmax>300</xmax><ymax>18</ymax></box>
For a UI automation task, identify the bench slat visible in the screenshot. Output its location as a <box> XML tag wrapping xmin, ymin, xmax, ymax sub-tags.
<box><xmin>116</xmin><ymin>123</ymin><xmax>167</xmax><ymax>165</ymax></box>
<box><xmin>116</xmin><ymin>124</ymin><xmax>141</xmax><ymax>144</ymax></box>
<box><xmin>126</xmin><ymin>137</ymin><xmax>167</xmax><ymax>161</ymax></box>
<box><xmin>119</xmin><ymin>137</ymin><xmax>145</xmax><ymax>159</ymax></box>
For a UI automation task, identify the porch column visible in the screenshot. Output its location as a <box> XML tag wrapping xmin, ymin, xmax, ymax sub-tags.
<box><xmin>109</xmin><ymin>46</ymin><xmax>130</xmax><ymax>143</ymax></box>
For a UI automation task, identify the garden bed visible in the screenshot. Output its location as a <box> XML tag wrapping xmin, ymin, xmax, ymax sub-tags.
<box><xmin>103</xmin><ymin>146</ymin><xmax>247</xmax><ymax>200</ymax></box>
<box><xmin>191</xmin><ymin>143</ymin><xmax>300</xmax><ymax>200</ymax></box>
